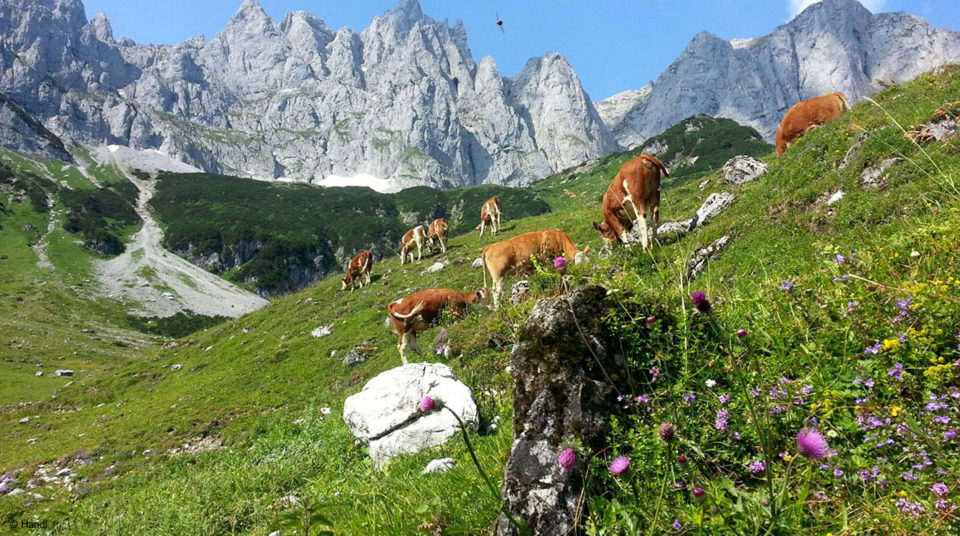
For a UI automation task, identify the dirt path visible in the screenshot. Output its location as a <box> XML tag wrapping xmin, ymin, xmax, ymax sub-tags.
<box><xmin>30</xmin><ymin>194</ymin><xmax>57</xmax><ymax>269</ymax></box>
<box><xmin>95</xmin><ymin>173</ymin><xmax>268</xmax><ymax>319</ymax></box>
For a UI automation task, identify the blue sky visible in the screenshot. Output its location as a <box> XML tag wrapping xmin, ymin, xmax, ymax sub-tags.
<box><xmin>82</xmin><ymin>0</ymin><xmax>960</xmax><ymax>101</ymax></box>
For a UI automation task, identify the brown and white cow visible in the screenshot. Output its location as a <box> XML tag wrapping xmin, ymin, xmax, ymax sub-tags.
<box><xmin>387</xmin><ymin>288</ymin><xmax>485</xmax><ymax>363</ymax></box>
<box><xmin>592</xmin><ymin>154</ymin><xmax>668</xmax><ymax>250</ymax></box>
<box><xmin>478</xmin><ymin>197</ymin><xmax>503</xmax><ymax>237</ymax></box>
<box><xmin>481</xmin><ymin>229</ymin><xmax>590</xmax><ymax>307</ymax></box>
<box><xmin>400</xmin><ymin>225</ymin><xmax>426</xmax><ymax>265</ymax></box>
<box><xmin>341</xmin><ymin>250</ymin><xmax>373</xmax><ymax>292</ymax></box>
<box><xmin>426</xmin><ymin>218</ymin><xmax>449</xmax><ymax>254</ymax></box>
<box><xmin>775</xmin><ymin>92</ymin><xmax>851</xmax><ymax>157</ymax></box>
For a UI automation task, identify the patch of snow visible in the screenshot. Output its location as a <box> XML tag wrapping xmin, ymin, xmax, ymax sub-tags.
<box><xmin>730</xmin><ymin>38</ymin><xmax>757</xmax><ymax>49</ymax></box>
<box><xmin>317</xmin><ymin>173</ymin><xmax>401</xmax><ymax>194</ymax></box>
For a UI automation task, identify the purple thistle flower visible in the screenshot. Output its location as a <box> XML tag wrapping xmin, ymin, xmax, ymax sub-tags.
<box><xmin>736</xmin><ymin>329</ymin><xmax>747</xmax><ymax>339</ymax></box>
<box><xmin>748</xmin><ymin>460</ymin><xmax>766</xmax><ymax>473</ymax></box>
<box><xmin>659</xmin><ymin>423</ymin><xmax>675</xmax><ymax>442</ymax></box>
<box><xmin>691</xmin><ymin>291</ymin><xmax>711</xmax><ymax>313</ymax></box>
<box><xmin>554</xmin><ymin>256</ymin><xmax>566</xmax><ymax>269</ymax></box>
<box><xmin>646</xmin><ymin>316</ymin><xmax>656</xmax><ymax>324</ymax></box>
<box><xmin>419</xmin><ymin>396</ymin><xmax>435</xmax><ymax>413</ymax></box>
<box><xmin>719</xmin><ymin>393</ymin><xmax>731</xmax><ymax>405</ymax></box>
<box><xmin>692</xmin><ymin>486</ymin><xmax>705</xmax><ymax>497</ymax></box>
<box><xmin>778</xmin><ymin>280</ymin><xmax>793</xmax><ymax>290</ymax></box>
<box><xmin>609</xmin><ymin>455</ymin><xmax>630</xmax><ymax>475</ymax></box>
<box><xmin>797</xmin><ymin>428</ymin><xmax>830</xmax><ymax>459</ymax></box>
<box><xmin>558</xmin><ymin>448</ymin><xmax>576</xmax><ymax>470</ymax></box>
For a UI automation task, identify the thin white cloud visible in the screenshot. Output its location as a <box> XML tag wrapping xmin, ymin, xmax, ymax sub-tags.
<box><xmin>789</xmin><ymin>0</ymin><xmax>887</xmax><ymax>17</ymax></box>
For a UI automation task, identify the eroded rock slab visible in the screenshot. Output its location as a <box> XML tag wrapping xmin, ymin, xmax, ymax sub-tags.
<box><xmin>721</xmin><ymin>155</ymin><xmax>768</xmax><ymax>185</ymax></box>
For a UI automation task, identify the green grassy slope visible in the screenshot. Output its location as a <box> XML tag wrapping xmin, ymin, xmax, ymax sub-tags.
<box><xmin>2</xmin><ymin>66</ymin><xmax>959</xmax><ymax>535</ymax></box>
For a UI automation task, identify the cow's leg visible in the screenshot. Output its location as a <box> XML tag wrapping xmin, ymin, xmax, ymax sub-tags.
<box><xmin>479</xmin><ymin>220</ymin><xmax>486</xmax><ymax>237</ymax></box>
<box><xmin>416</xmin><ymin>241</ymin><xmax>422</xmax><ymax>261</ymax></box>
<box><xmin>407</xmin><ymin>333</ymin><xmax>422</xmax><ymax>356</ymax></box>
<box><xmin>364</xmin><ymin>272</ymin><xmax>371</xmax><ymax>285</ymax></box>
<box><xmin>638</xmin><ymin>208</ymin><xmax>650</xmax><ymax>250</ymax></box>
<box><xmin>397</xmin><ymin>333</ymin><xmax>409</xmax><ymax>365</ymax></box>
<box><xmin>440</xmin><ymin>237</ymin><xmax>446</xmax><ymax>253</ymax></box>
<box><xmin>651</xmin><ymin>203</ymin><xmax>660</xmax><ymax>246</ymax></box>
<box><xmin>493</xmin><ymin>277</ymin><xmax>504</xmax><ymax>308</ymax></box>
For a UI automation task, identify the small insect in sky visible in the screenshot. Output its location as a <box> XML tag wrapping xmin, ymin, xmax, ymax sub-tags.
<box><xmin>496</xmin><ymin>13</ymin><xmax>504</xmax><ymax>33</ymax></box>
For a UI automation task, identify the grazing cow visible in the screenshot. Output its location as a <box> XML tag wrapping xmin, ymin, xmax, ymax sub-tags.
<box><xmin>592</xmin><ymin>154</ymin><xmax>669</xmax><ymax>250</ymax></box>
<box><xmin>400</xmin><ymin>225</ymin><xmax>426</xmax><ymax>265</ymax></box>
<box><xmin>341</xmin><ymin>250</ymin><xmax>373</xmax><ymax>292</ymax></box>
<box><xmin>478</xmin><ymin>197</ymin><xmax>503</xmax><ymax>237</ymax></box>
<box><xmin>776</xmin><ymin>92</ymin><xmax>851</xmax><ymax>157</ymax></box>
<box><xmin>426</xmin><ymin>218</ymin><xmax>449</xmax><ymax>254</ymax></box>
<box><xmin>387</xmin><ymin>288</ymin><xmax>485</xmax><ymax>363</ymax></box>
<box><xmin>482</xmin><ymin>229</ymin><xmax>590</xmax><ymax>307</ymax></box>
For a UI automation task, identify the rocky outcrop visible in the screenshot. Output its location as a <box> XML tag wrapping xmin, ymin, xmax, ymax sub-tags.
<box><xmin>343</xmin><ymin>362</ymin><xmax>478</xmax><ymax>467</ymax></box>
<box><xmin>494</xmin><ymin>285</ymin><xmax>628</xmax><ymax>536</ymax></box>
<box><xmin>688</xmin><ymin>235</ymin><xmax>731</xmax><ymax>278</ymax></box>
<box><xmin>721</xmin><ymin>155</ymin><xmax>769</xmax><ymax>185</ymax></box>
<box><xmin>598</xmin><ymin>0</ymin><xmax>960</xmax><ymax>148</ymax></box>
<box><xmin>0</xmin><ymin>0</ymin><xmax>613</xmax><ymax>189</ymax></box>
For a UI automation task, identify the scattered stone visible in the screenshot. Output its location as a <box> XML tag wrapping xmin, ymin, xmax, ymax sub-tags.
<box><xmin>343</xmin><ymin>362</ymin><xmax>479</xmax><ymax>467</ymax></box>
<box><xmin>35</xmin><ymin>371</ymin><xmax>42</xmax><ymax>377</ymax></box>
<box><xmin>142</xmin><ymin>450</ymin><xmax>155</xmax><ymax>456</ymax></box>
<box><xmin>721</xmin><ymin>155</ymin><xmax>769</xmax><ymax>185</ymax></box>
<box><xmin>471</xmin><ymin>258</ymin><xmax>483</xmax><ymax>269</ymax></box>
<box><xmin>451</xmin><ymin>257</ymin><xmax>472</xmax><ymax>265</ymax></box>
<box><xmin>170</xmin><ymin>364</ymin><xmax>182</xmax><ymax>371</ymax></box>
<box><xmin>311</xmin><ymin>325</ymin><xmax>334</xmax><ymax>338</ymax></box>
<box><xmin>688</xmin><ymin>236</ymin><xmax>732</xmax><ymax>278</ymax></box>
<box><xmin>423</xmin><ymin>262</ymin><xmax>445</xmax><ymax>274</ymax></box>
<box><xmin>422</xmin><ymin>458</ymin><xmax>457</xmax><ymax>475</ymax></box>
<box><xmin>905</xmin><ymin>108</ymin><xmax>959</xmax><ymax>143</ymax></box>
<box><xmin>657</xmin><ymin>220</ymin><xmax>692</xmax><ymax>236</ymax></box>
<box><xmin>275</xmin><ymin>495</ymin><xmax>301</xmax><ymax>508</ymax></box>
<box><xmin>27</xmin><ymin>438</ymin><xmax>37</xmax><ymax>444</ymax></box>
<box><xmin>698</xmin><ymin>179</ymin><xmax>709</xmax><ymax>190</ymax></box>
<box><xmin>320</xmin><ymin>407</ymin><xmax>332</xmax><ymax>415</ymax></box>
<box><xmin>494</xmin><ymin>286</ymin><xmax>629</xmax><ymax>536</ymax></box>
<box><xmin>55</xmin><ymin>369</ymin><xmax>73</xmax><ymax>377</ymax></box>
<box><xmin>859</xmin><ymin>157</ymin><xmax>902</xmax><ymax>189</ymax></box>
<box><xmin>827</xmin><ymin>190</ymin><xmax>845</xmax><ymax>205</ymax></box>
<box><xmin>19</xmin><ymin>417</ymin><xmax>29</xmax><ymax>424</ymax></box>
<box><xmin>689</xmin><ymin>192</ymin><xmax>736</xmax><ymax>229</ymax></box>
<box><xmin>342</xmin><ymin>343</ymin><xmax>376</xmax><ymax>368</ymax></box>
<box><xmin>7</xmin><ymin>488</ymin><xmax>25</xmax><ymax>496</ymax></box>
<box><xmin>510</xmin><ymin>280</ymin><xmax>530</xmax><ymax>306</ymax></box>
<box><xmin>80</xmin><ymin>329</ymin><xmax>95</xmax><ymax>334</ymax></box>
<box><xmin>64</xmin><ymin>381</ymin><xmax>73</xmax><ymax>387</ymax></box>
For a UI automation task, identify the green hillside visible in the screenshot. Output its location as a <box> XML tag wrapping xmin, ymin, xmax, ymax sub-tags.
<box><xmin>1</xmin><ymin>66</ymin><xmax>959</xmax><ymax>535</ymax></box>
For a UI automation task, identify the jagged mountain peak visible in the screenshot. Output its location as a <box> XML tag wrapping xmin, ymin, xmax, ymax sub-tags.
<box><xmin>88</xmin><ymin>12</ymin><xmax>113</xmax><ymax>41</ymax></box>
<box><xmin>225</xmin><ymin>0</ymin><xmax>275</xmax><ymax>31</ymax></box>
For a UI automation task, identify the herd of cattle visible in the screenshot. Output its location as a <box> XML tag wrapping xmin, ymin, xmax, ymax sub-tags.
<box><xmin>338</xmin><ymin>91</ymin><xmax>852</xmax><ymax>362</ymax></box>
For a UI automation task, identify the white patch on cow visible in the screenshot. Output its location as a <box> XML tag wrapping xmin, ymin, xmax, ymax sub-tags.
<box><xmin>316</xmin><ymin>173</ymin><xmax>400</xmax><ymax>194</ymax></box>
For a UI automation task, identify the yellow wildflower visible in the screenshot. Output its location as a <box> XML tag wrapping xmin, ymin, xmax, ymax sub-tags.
<box><xmin>882</xmin><ymin>338</ymin><xmax>900</xmax><ymax>350</ymax></box>
<box><xmin>891</xmin><ymin>406</ymin><xmax>901</xmax><ymax>417</ymax></box>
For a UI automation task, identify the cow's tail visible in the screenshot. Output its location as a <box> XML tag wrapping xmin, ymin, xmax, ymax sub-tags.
<box><xmin>389</xmin><ymin>301</ymin><xmax>425</xmax><ymax>320</ymax></box>
<box><xmin>837</xmin><ymin>92</ymin><xmax>852</xmax><ymax>112</ymax></box>
<box><xmin>643</xmin><ymin>154</ymin><xmax>670</xmax><ymax>177</ymax></box>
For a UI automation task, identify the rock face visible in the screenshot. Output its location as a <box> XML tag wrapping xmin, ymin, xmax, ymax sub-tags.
<box><xmin>688</xmin><ymin>236</ymin><xmax>732</xmax><ymax>278</ymax></box>
<box><xmin>494</xmin><ymin>285</ymin><xmax>628</xmax><ymax>536</ymax></box>
<box><xmin>0</xmin><ymin>0</ymin><xmax>614</xmax><ymax>189</ymax></box>
<box><xmin>343</xmin><ymin>362</ymin><xmax>478</xmax><ymax>467</ymax></box>
<box><xmin>598</xmin><ymin>0</ymin><xmax>960</xmax><ymax>148</ymax></box>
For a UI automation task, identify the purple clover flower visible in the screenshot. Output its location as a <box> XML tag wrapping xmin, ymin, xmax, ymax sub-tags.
<box><xmin>931</xmin><ymin>483</ymin><xmax>950</xmax><ymax>497</ymax></box>
<box><xmin>718</xmin><ymin>393</ymin><xmax>731</xmax><ymax>405</ymax></box>
<box><xmin>715</xmin><ymin>409</ymin><xmax>729</xmax><ymax>432</ymax></box>
<box><xmin>896</xmin><ymin>498</ymin><xmax>925</xmax><ymax>516</ymax></box>
<box><xmin>609</xmin><ymin>455</ymin><xmax>630</xmax><ymax>475</ymax></box>
<box><xmin>797</xmin><ymin>428</ymin><xmax>830</xmax><ymax>459</ymax></box>
<box><xmin>747</xmin><ymin>460</ymin><xmax>766</xmax><ymax>473</ymax></box>
<box><xmin>557</xmin><ymin>448</ymin><xmax>577</xmax><ymax>470</ymax></box>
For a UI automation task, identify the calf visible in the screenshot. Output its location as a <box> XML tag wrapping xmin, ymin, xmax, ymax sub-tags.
<box><xmin>426</xmin><ymin>218</ymin><xmax>449</xmax><ymax>254</ymax></box>
<box><xmin>776</xmin><ymin>92</ymin><xmax>851</xmax><ymax>157</ymax></box>
<box><xmin>478</xmin><ymin>197</ymin><xmax>503</xmax><ymax>237</ymax></box>
<box><xmin>482</xmin><ymin>229</ymin><xmax>589</xmax><ymax>307</ymax></box>
<box><xmin>387</xmin><ymin>288</ymin><xmax>485</xmax><ymax>363</ymax></box>
<box><xmin>592</xmin><ymin>154</ymin><xmax>668</xmax><ymax>250</ymax></box>
<box><xmin>400</xmin><ymin>225</ymin><xmax>426</xmax><ymax>265</ymax></box>
<box><xmin>341</xmin><ymin>250</ymin><xmax>373</xmax><ymax>292</ymax></box>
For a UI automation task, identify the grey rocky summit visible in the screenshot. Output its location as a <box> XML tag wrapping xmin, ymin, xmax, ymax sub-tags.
<box><xmin>0</xmin><ymin>0</ymin><xmax>614</xmax><ymax>189</ymax></box>
<box><xmin>597</xmin><ymin>0</ymin><xmax>960</xmax><ymax>149</ymax></box>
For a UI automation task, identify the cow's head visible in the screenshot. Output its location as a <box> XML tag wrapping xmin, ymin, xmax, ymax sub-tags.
<box><xmin>593</xmin><ymin>221</ymin><xmax>619</xmax><ymax>247</ymax></box>
<box><xmin>341</xmin><ymin>273</ymin><xmax>353</xmax><ymax>290</ymax></box>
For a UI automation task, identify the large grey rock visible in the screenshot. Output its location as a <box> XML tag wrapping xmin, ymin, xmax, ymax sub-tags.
<box><xmin>859</xmin><ymin>157</ymin><xmax>902</xmax><ymax>189</ymax></box>
<box><xmin>597</xmin><ymin>0</ymin><xmax>960</xmax><ymax>148</ymax></box>
<box><xmin>494</xmin><ymin>285</ymin><xmax>628</xmax><ymax>536</ymax></box>
<box><xmin>721</xmin><ymin>155</ymin><xmax>769</xmax><ymax>185</ymax></box>
<box><xmin>343</xmin><ymin>362</ymin><xmax>478</xmax><ymax>467</ymax></box>
<box><xmin>0</xmin><ymin>0</ymin><xmax>613</xmax><ymax>189</ymax></box>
